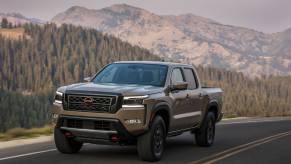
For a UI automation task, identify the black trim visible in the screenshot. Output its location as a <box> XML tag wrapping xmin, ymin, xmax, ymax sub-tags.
<box><xmin>204</xmin><ymin>101</ymin><xmax>220</xmax><ymax>122</ymax></box>
<box><xmin>168</xmin><ymin>123</ymin><xmax>199</xmax><ymax>137</ymax></box>
<box><xmin>65</xmin><ymin>90</ymin><xmax>122</xmax><ymax>96</ymax></box>
<box><xmin>56</xmin><ymin>115</ymin><xmax>136</xmax><ymax>145</ymax></box>
<box><xmin>151</xmin><ymin>103</ymin><xmax>171</xmax><ymax>132</ymax></box>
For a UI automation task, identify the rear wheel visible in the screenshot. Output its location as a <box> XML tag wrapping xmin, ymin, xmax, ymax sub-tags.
<box><xmin>54</xmin><ymin>128</ymin><xmax>83</xmax><ymax>154</ymax></box>
<box><xmin>195</xmin><ymin>112</ymin><xmax>215</xmax><ymax>147</ymax></box>
<box><xmin>137</xmin><ymin>115</ymin><xmax>166</xmax><ymax>162</ymax></box>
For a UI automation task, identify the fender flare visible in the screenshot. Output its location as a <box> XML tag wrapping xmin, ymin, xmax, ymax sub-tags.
<box><xmin>149</xmin><ymin>101</ymin><xmax>171</xmax><ymax>131</ymax></box>
<box><xmin>202</xmin><ymin>100</ymin><xmax>219</xmax><ymax>122</ymax></box>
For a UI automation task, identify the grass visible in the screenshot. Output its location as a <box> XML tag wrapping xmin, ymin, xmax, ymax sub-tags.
<box><xmin>0</xmin><ymin>125</ymin><xmax>53</xmax><ymax>141</ymax></box>
<box><xmin>1</xmin><ymin>114</ymin><xmax>291</xmax><ymax>142</ymax></box>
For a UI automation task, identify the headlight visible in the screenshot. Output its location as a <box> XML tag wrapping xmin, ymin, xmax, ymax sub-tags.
<box><xmin>54</xmin><ymin>91</ymin><xmax>63</xmax><ymax>104</ymax></box>
<box><xmin>122</xmin><ymin>95</ymin><xmax>148</xmax><ymax>108</ymax></box>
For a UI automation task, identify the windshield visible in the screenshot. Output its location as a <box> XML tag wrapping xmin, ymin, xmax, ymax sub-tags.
<box><xmin>92</xmin><ymin>63</ymin><xmax>168</xmax><ymax>87</ymax></box>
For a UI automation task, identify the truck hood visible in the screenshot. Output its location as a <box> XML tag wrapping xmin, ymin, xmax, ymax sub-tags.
<box><xmin>58</xmin><ymin>82</ymin><xmax>164</xmax><ymax>96</ymax></box>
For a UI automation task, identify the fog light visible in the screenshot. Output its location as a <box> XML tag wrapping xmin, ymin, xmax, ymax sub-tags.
<box><xmin>64</xmin><ymin>131</ymin><xmax>73</xmax><ymax>138</ymax></box>
<box><xmin>111</xmin><ymin>134</ymin><xmax>120</xmax><ymax>142</ymax></box>
<box><xmin>125</xmin><ymin>119</ymin><xmax>142</xmax><ymax>124</ymax></box>
<box><xmin>52</xmin><ymin>114</ymin><xmax>59</xmax><ymax>119</ymax></box>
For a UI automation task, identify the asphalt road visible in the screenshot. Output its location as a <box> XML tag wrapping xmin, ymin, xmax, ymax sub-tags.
<box><xmin>1</xmin><ymin>117</ymin><xmax>291</xmax><ymax>164</ymax></box>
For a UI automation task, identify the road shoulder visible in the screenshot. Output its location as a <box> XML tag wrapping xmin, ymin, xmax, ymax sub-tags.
<box><xmin>0</xmin><ymin>136</ymin><xmax>53</xmax><ymax>150</ymax></box>
<box><xmin>1</xmin><ymin>116</ymin><xmax>291</xmax><ymax>150</ymax></box>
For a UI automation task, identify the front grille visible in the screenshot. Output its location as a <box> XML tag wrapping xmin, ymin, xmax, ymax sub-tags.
<box><xmin>66</xmin><ymin>94</ymin><xmax>116</xmax><ymax>112</ymax></box>
<box><xmin>69</xmin><ymin>96</ymin><xmax>112</xmax><ymax>104</ymax></box>
<box><xmin>63</xmin><ymin>118</ymin><xmax>114</xmax><ymax>131</ymax></box>
<box><xmin>67</xmin><ymin>119</ymin><xmax>83</xmax><ymax>129</ymax></box>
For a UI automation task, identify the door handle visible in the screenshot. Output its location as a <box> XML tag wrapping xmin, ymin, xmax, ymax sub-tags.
<box><xmin>198</xmin><ymin>93</ymin><xmax>204</xmax><ymax>98</ymax></box>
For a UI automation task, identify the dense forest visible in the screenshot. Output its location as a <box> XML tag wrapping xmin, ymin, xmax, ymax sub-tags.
<box><xmin>197</xmin><ymin>67</ymin><xmax>291</xmax><ymax>117</ymax></box>
<box><xmin>0</xmin><ymin>23</ymin><xmax>290</xmax><ymax>132</ymax></box>
<box><xmin>0</xmin><ymin>23</ymin><xmax>159</xmax><ymax>132</ymax></box>
<box><xmin>0</xmin><ymin>90</ymin><xmax>53</xmax><ymax>132</ymax></box>
<box><xmin>0</xmin><ymin>23</ymin><xmax>159</xmax><ymax>91</ymax></box>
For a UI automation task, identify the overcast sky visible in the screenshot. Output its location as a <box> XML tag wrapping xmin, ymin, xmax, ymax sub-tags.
<box><xmin>1</xmin><ymin>0</ymin><xmax>291</xmax><ymax>33</ymax></box>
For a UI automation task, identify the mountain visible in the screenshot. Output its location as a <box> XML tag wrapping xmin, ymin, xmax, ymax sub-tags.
<box><xmin>0</xmin><ymin>13</ymin><xmax>44</xmax><ymax>25</ymax></box>
<box><xmin>51</xmin><ymin>4</ymin><xmax>291</xmax><ymax>77</ymax></box>
<box><xmin>0</xmin><ymin>23</ymin><xmax>159</xmax><ymax>132</ymax></box>
<box><xmin>0</xmin><ymin>24</ymin><xmax>159</xmax><ymax>92</ymax></box>
<box><xmin>0</xmin><ymin>23</ymin><xmax>290</xmax><ymax>132</ymax></box>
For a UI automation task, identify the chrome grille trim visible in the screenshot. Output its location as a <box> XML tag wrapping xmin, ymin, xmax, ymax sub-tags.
<box><xmin>66</xmin><ymin>94</ymin><xmax>118</xmax><ymax>113</ymax></box>
<box><xmin>68</xmin><ymin>95</ymin><xmax>113</xmax><ymax>105</ymax></box>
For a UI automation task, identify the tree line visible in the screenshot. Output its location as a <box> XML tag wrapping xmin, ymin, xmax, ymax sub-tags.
<box><xmin>196</xmin><ymin>66</ymin><xmax>291</xmax><ymax>117</ymax></box>
<box><xmin>1</xmin><ymin>18</ymin><xmax>14</xmax><ymax>28</ymax></box>
<box><xmin>0</xmin><ymin>23</ymin><xmax>159</xmax><ymax>92</ymax></box>
<box><xmin>0</xmin><ymin>23</ymin><xmax>290</xmax><ymax>132</ymax></box>
<box><xmin>0</xmin><ymin>23</ymin><xmax>159</xmax><ymax>132</ymax></box>
<box><xmin>0</xmin><ymin>90</ymin><xmax>53</xmax><ymax>132</ymax></box>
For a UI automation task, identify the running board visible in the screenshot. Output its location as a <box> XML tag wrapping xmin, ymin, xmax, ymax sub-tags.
<box><xmin>167</xmin><ymin>123</ymin><xmax>199</xmax><ymax>137</ymax></box>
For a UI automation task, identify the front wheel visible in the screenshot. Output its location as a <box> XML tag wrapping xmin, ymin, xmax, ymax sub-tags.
<box><xmin>137</xmin><ymin>115</ymin><xmax>166</xmax><ymax>162</ymax></box>
<box><xmin>54</xmin><ymin>128</ymin><xmax>83</xmax><ymax>154</ymax></box>
<box><xmin>195</xmin><ymin>112</ymin><xmax>215</xmax><ymax>147</ymax></box>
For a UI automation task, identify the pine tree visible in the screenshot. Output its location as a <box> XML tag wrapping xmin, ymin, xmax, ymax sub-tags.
<box><xmin>1</xmin><ymin>18</ymin><xmax>8</xmax><ymax>28</ymax></box>
<box><xmin>0</xmin><ymin>23</ymin><xmax>290</xmax><ymax>132</ymax></box>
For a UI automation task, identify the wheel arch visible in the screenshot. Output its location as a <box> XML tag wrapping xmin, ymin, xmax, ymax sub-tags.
<box><xmin>150</xmin><ymin>102</ymin><xmax>171</xmax><ymax>133</ymax></box>
<box><xmin>204</xmin><ymin>100</ymin><xmax>219</xmax><ymax>122</ymax></box>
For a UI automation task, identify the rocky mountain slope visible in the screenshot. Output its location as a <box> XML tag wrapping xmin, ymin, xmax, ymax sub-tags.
<box><xmin>52</xmin><ymin>4</ymin><xmax>291</xmax><ymax>77</ymax></box>
<box><xmin>0</xmin><ymin>13</ymin><xmax>44</xmax><ymax>25</ymax></box>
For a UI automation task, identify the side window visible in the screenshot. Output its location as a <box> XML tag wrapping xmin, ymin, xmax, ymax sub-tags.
<box><xmin>184</xmin><ymin>68</ymin><xmax>198</xmax><ymax>89</ymax></box>
<box><xmin>171</xmin><ymin>68</ymin><xmax>185</xmax><ymax>84</ymax></box>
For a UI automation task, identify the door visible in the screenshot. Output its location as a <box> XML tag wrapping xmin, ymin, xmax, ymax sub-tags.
<box><xmin>169</xmin><ymin>67</ymin><xmax>190</xmax><ymax>130</ymax></box>
<box><xmin>182</xmin><ymin>67</ymin><xmax>204</xmax><ymax>127</ymax></box>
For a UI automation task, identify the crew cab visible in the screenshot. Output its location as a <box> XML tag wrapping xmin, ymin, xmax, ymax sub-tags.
<box><xmin>52</xmin><ymin>61</ymin><xmax>223</xmax><ymax>162</ymax></box>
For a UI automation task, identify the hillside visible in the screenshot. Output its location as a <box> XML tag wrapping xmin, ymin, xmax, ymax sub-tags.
<box><xmin>0</xmin><ymin>23</ymin><xmax>290</xmax><ymax>132</ymax></box>
<box><xmin>0</xmin><ymin>13</ymin><xmax>44</xmax><ymax>25</ymax></box>
<box><xmin>52</xmin><ymin>4</ymin><xmax>291</xmax><ymax>77</ymax></box>
<box><xmin>0</xmin><ymin>23</ymin><xmax>159</xmax><ymax>92</ymax></box>
<box><xmin>0</xmin><ymin>23</ymin><xmax>159</xmax><ymax>132</ymax></box>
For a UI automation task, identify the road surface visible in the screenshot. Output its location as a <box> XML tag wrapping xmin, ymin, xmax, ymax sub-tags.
<box><xmin>1</xmin><ymin>117</ymin><xmax>291</xmax><ymax>164</ymax></box>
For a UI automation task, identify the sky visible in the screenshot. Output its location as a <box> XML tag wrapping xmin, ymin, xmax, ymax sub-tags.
<box><xmin>0</xmin><ymin>0</ymin><xmax>291</xmax><ymax>33</ymax></box>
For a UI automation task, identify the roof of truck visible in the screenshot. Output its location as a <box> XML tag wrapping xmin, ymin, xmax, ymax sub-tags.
<box><xmin>114</xmin><ymin>61</ymin><xmax>192</xmax><ymax>67</ymax></box>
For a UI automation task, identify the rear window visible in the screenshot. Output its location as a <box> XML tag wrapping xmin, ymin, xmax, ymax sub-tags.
<box><xmin>183</xmin><ymin>68</ymin><xmax>198</xmax><ymax>89</ymax></box>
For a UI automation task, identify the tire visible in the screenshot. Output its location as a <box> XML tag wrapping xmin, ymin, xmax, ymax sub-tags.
<box><xmin>195</xmin><ymin>112</ymin><xmax>215</xmax><ymax>147</ymax></box>
<box><xmin>137</xmin><ymin>115</ymin><xmax>166</xmax><ymax>162</ymax></box>
<box><xmin>54</xmin><ymin>128</ymin><xmax>83</xmax><ymax>154</ymax></box>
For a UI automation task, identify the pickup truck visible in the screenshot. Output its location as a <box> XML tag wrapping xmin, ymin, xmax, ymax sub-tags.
<box><xmin>52</xmin><ymin>61</ymin><xmax>223</xmax><ymax>162</ymax></box>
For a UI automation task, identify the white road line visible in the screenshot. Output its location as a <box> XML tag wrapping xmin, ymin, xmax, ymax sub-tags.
<box><xmin>189</xmin><ymin>131</ymin><xmax>291</xmax><ymax>164</ymax></box>
<box><xmin>0</xmin><ymin>118</ymin><xmax>291</xmax><ymax>161</ymax></box>
<box><xmin>219</xmin><ymin>118</ymin><xmax>291</xmax><ymax>125</ymax></box>
<box><xmin>0</xmin><ymin>143</ymin><xmax>90</xmax><ymax>161</ymax></box>
<box><xmin>0</xmin><ymin>149</ymin><xmax>56</xmax><ymax>161</ymax></box>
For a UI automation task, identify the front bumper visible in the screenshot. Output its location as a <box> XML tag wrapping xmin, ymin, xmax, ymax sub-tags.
<box><xmin>56</xmin><ymin>115</ymin><xmax>136</xmax><ymax>144</ymax></box>
<box><xmin>52</xmin><ymin>102</ymin><xmax>149</xmax><ymax>136</ymax></box>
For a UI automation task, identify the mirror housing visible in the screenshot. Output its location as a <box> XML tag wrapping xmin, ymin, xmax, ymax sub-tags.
<box><xmin>84</xmin><ymin>77</ymin><xmax>91</xmax><ymax>82</ymax></box>
<box><xmin>169</xmin><ymin>82</ymin><xmax>188</xmax><ymax>91</ymax></box>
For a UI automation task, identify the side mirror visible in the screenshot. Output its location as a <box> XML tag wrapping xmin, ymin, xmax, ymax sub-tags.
<box><xmin>84</xmin><ymin>77</ymin><xmax>91</xmax><ymax>82</ymax></box>
<box><xmin>170</xmin><ymin>82</ymin><xmax>188</xmax><ymax>91</ymax></box>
